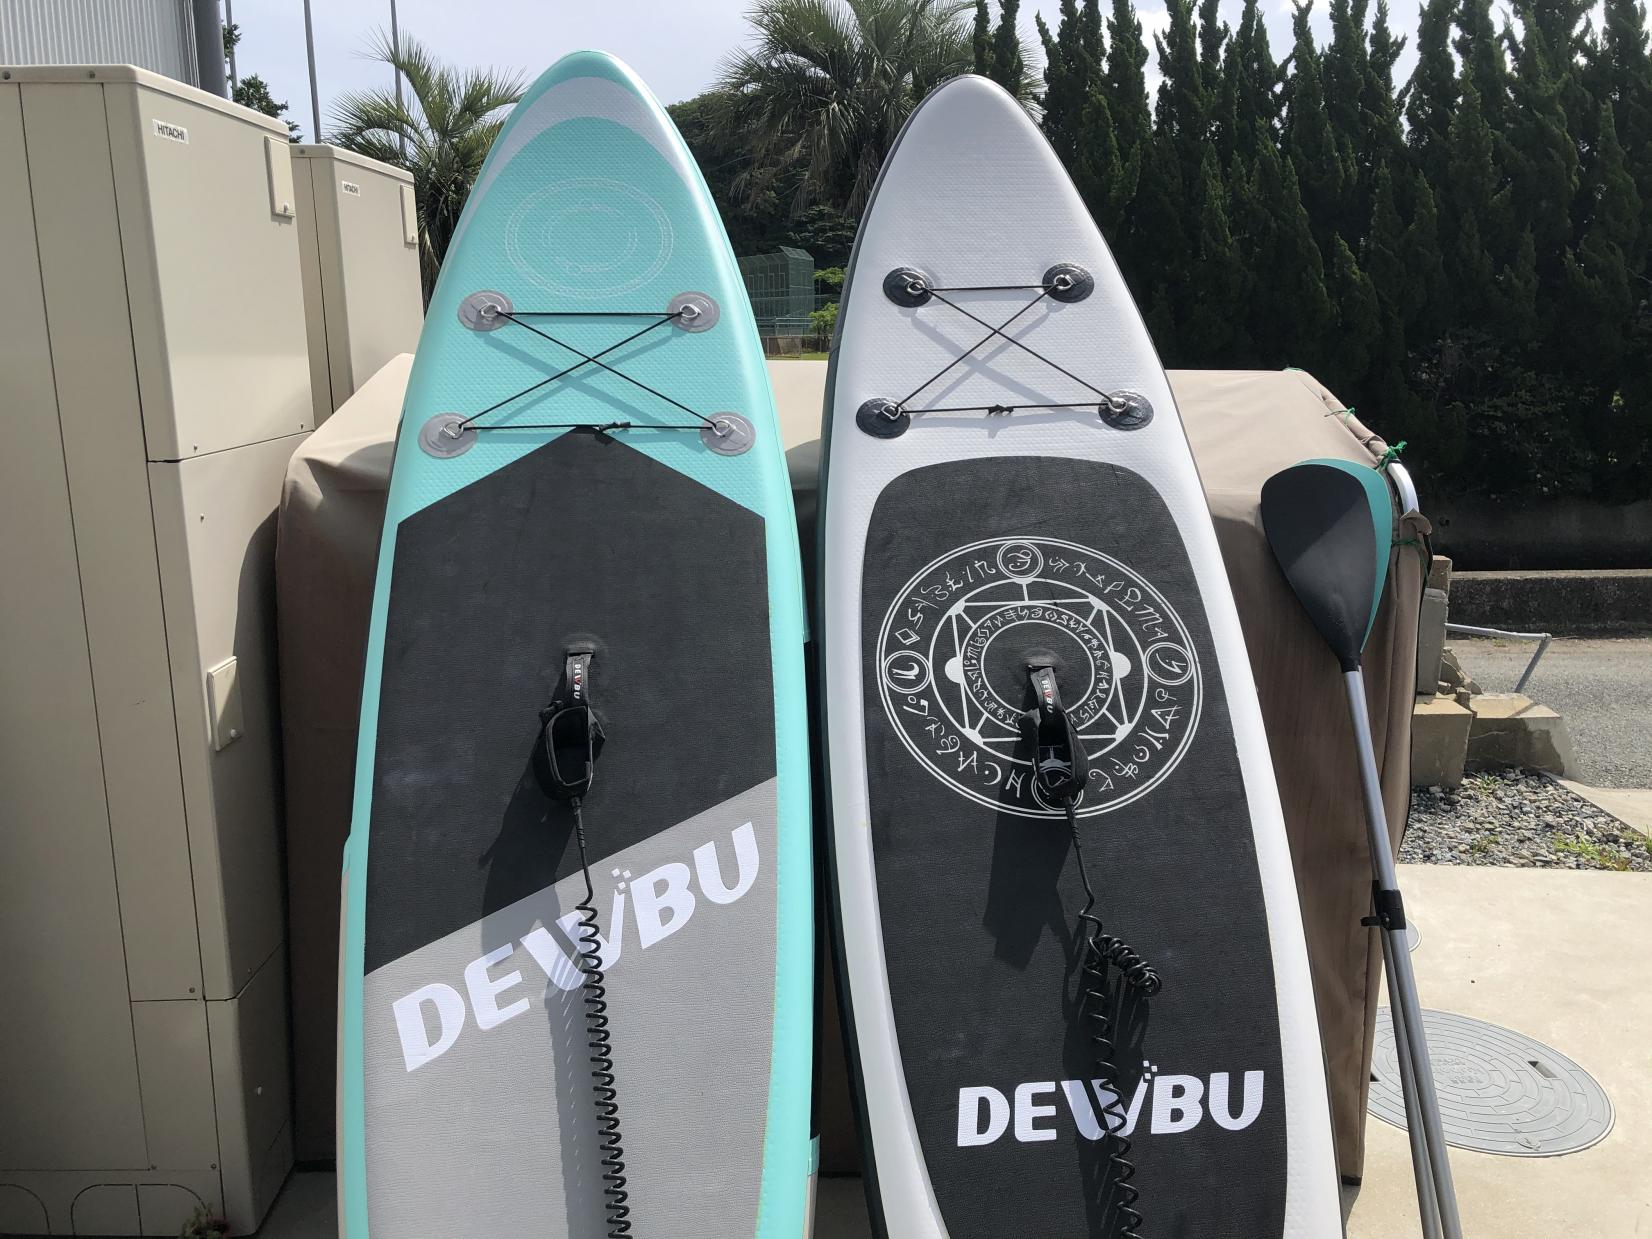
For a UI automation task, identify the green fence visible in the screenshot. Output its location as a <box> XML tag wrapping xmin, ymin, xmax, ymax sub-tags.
<box><xmin>738</xmin><ymin>245</ymin><xmax>830</xmax><ymax>338</ymax></box>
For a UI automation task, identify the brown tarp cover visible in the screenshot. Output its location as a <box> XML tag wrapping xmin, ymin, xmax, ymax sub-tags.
<box><xmin>277</xmin><ymin>359</ymin><xmax>1422</xmax><ymax>1182</ymax></box>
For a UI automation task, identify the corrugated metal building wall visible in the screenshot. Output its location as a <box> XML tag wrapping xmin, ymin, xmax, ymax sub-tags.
<box><xmin>0</xmin><ymin>0</ymin><xmax>202</xmax><ymax>87</ymax></box>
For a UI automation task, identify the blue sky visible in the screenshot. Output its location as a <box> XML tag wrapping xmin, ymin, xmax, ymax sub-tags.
<box><xmin>226</xmin><ymin>0</ymin><xmax>1411</xmax><ymax>143</ymax></box>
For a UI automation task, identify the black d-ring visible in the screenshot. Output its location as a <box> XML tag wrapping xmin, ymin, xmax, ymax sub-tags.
<box><xmin>883</xmin><ymin>267</ymin><xmax>934</xmax><ymax>307</ymax></box>
<box><xmin>856</xmin><ymin>398</ymin><xmax>910</xmax><ymax>438</ymax></box>
<box><xmin>1099</xmin><ymin>391</ymin><xmax>1154</xmax><ymax>430</ymax></box>
<box><xmin>1043</xmin><ymin>263</ymin><xmax>1094</xmax><ymax>303</ymax></box>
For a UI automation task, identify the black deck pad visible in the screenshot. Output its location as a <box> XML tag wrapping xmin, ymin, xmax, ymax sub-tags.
<box><xmin>365</xmin><ymin>431</ymin><xmax>773</xmax><ymax>974</ymax></box>
<box><xmin>860</xmin><ymin>456</ymin><xmax>1285</xmax><ymax>1237</ymax></box>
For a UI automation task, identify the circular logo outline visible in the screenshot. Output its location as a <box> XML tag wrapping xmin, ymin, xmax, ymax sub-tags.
<box><xmin>875</xmin><ymin>535</ymin><xmax>1203</xmax><ymax>819</ymax></box>
<box><xmin>506</xmin><ymin>177</ymin><xmax>675</xmax><ymax>300</ymax></box>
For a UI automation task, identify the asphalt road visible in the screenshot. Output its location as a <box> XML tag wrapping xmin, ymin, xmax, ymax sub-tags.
<box><xmin>1452</xmin><ymin>636</ymin><xmax>1652</xmax><ymax>788</ymax></box>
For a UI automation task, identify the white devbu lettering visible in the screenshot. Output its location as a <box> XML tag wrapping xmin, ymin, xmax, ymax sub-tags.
<box><xmin>463</xmin><ymin>942</ymin><xmax>529</xmax><ymax>1031</ymax></box>
<box><xmin>693</xmin><ymin>821</ymin><xmax>759</xmax><ymax>904</ymax></box>
<box><xmin>393</xmin><ymin>983</ymin><xmax>465</xmax><ymax>1071</ymax></box>
<box><xmin>631</xmin><ymin>861</ymin><xmax>695</xmax><ymax>948</ymax></box>
<box><xmin>956</xmin><ymin>1086</ymin><xmax>1009</xmax><ymax>1147</ymax></box>
<box><xmin>385</xmin><ymin>822</ymin><xmax>760</xmax><ymax>1069</ymax></box>
<box><xmin>1014</xmin><ymin>1081</ymin><xmax>1059</xmax><ymax>1142</ymax></box>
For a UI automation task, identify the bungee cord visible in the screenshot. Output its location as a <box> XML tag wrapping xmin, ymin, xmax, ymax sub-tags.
<box><xmin>449</xmin><ymin>298</ymin><xmax>739</xmax><ymax>443</ymax></box>
<box><xmin>863</xmin><ymin>267</ymin><xmax>1146</xmax><ymax>427</ymax></box>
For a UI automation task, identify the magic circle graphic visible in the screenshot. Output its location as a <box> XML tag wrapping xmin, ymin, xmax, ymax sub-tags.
<box><xmin>876</xmin><ymin>536</ymin><xmax>1203</xmax><ymax>818</ymax></box>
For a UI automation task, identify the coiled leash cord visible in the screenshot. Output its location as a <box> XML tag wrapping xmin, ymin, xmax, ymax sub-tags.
<box><xmin>537</xmin><ymin>648</ymin><xmax>631</xmax><ymax>1237</ymax></box>
<box><xmin>1025</xmin><ymin>661</ymin><xmax>1161</xmax><ymax>1239</ymax></box>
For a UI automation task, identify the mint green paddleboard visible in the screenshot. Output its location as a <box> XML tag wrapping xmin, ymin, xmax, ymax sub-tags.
<box><xmin>338</xmin><ymin>51</ymin><xmax>811</xmax><ymax>1238</ymax></box>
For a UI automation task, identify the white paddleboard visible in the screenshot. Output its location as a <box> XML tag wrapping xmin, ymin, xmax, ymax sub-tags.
<box><xmin>819</xmin><ymin>75</ymin><xmax>1341</xmax><ymax>1237</ymax></box>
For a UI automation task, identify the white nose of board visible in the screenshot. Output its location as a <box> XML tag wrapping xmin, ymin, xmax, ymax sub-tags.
<box><xmin>820</xmin><ymin>73</ymin><xmax>1342</xmax><ymax>1238</ymax></box>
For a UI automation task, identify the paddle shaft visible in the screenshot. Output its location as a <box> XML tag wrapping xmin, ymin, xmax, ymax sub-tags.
<box><xmin>1380</xmin><ymin>921</ymin><xmax>1444</xmax><ymax>1239</ymax></box>
<box><xmin>1343</xmin><ymin>669</ymin><xmax>1464</xmax><ymax>1239</ymax></box>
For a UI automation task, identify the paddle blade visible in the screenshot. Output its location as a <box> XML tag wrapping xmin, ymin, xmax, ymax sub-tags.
<box><xmin>1259</xmin><ymin>458</ymin><xmax>1394</xmax><ymax>669</ymax></box>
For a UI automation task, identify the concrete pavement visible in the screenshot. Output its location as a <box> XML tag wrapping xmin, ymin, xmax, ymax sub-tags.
<box><xmin>1346</xmin><ymin>865</ymin><xmax>1652</xmax><ymax>1239</ymax></box>
<box><xmin>1452</xmin><ymin>637</ymin><xmax>1652</xmax><ymax>788</ymax></box>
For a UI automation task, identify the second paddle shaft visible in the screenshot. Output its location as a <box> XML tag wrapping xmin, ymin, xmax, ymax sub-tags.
<box><xmin>1344</xmin><ymin>670</ymin><xmax>1464</xmax><ymax>1239</ymax></box>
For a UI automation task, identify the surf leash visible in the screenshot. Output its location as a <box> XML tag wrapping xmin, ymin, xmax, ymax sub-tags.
<box><xmin>1024</xmin><ymin>660</ymin><xmax>1160</xmax><ymax>1239</ymax></box>
<box><xmin>535</xmin><ymin>648</ymin><xmax>632</xmax><ymax>1238</ymax></box>
<box><xmin>855</xmin><ymin>266</ymin><xmax>1156</xmax><ymax>437</ymax></box>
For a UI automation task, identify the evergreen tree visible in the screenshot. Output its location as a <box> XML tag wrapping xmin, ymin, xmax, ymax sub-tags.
<box><xmin>1148</xmin><ymin>0</ymin><xmax>1211</xmax><ymax>352</ymax></box>
<box><xmin>1154</xmin><ymin>0</ymin><xmax>1209</xmax><ymax>188</ymax></box>
<box><xmin>975</xmin><ymin>0</ymin><xmax>1026</xmax><ymax>95</ymax></box>
<box><xmin>1363</xmin><ymin>0</ymin><xmax>1407</xmax><ymax>195</ymax></box>
<box><xmin>1561</xmin><ymin>102</ymin><xmax>1641</xmax><ymax>371</ymax></box>
<box><xmin>1454</xmin><ymin>0</ymin><xmax>1508</xmax><ymax>131</ymax></box>
<box><xmin>1197</xmin><ymin>0</ymin><xmax>1227</xmax><ymax>101</ymax></box>
<box><xmin>1500</xmin><ymin>227</ymin><xmax>1542</xmax><ymax>347</ymax></box>
<box><xmin>1038</xmin><ymin>0</ymin><xmax>1138</xmax><ymax>247</ymax></box>
<box><xmin>1105</xmin><ymin>0</ymin><xmax>1154</xmax><ymax>159</ymax></box>
<box><xmin>223</xmin><ymin>23</ymin><xmax>301</xmax><ymax>140</ymax></box>
<box><xmin>1221</xmin><ymin>0</ymin><xmax>1282</xmax><ymax>170</ymax></box>
<box><xmin>1036</xmin><ymin>1</ymin><xmax>1104</xmax><ymax>168</ymax></box>
<box><xmin>1440</xmin><ymin>76</ymin><xmax>1504</xmax><ymax>327</ymax></box>
<box><xmin>1588</xmin><ymin>0</ymin><xmax>1652</xmax><ymax>208</ymax></box>
<box><xmin>1074</xmin><ymin>93</ymin><xmax>1135</xmax><ymax>240</ymax></box>
<box><xmin>1361</xmin><ymin>163</ymin><xmax>1428</xmax><ymax>443</ymax></box>
<box><xmin>1323</xmin><ymin>233</ymin><xmax>1382</xmax><ymax>394</ymax></box>
<box><xmin>1401</xmin><ymin>172</ymin><xmax>1449</xmax><ymax>338</ymax></box>
<box><xmin>1101</xmin><ymin>0</ymin><xmax>1155</xmax><ymax>274</ymax></box>
<box><xmin>1505</xmin><ymin>0</ymin><xmax>1582</xmax><ymax>286</ymax></box>
<box><xmin>1405</xmin><ymin>0</ymin><xmax>1457</xmax><ymax>194</ymax></box>
<box><xmin>1283</xmin><ymin>2</ymin><xmax>1349</xmax><ymax>250</ymax></box>
<box><xmin>1322</xmin><ymin>0</ymin><xmax>1370</xmax><ymax>183</ymax></box>
<box><xmin>993</xmin><ymin>0</ymin><xmax>1025</xmax><ymax>90</ymax></box>
<box><xmin>1181</xmin><ymin>144</ymin><xmax>1248</xmax><ymax>363</ymax></box>
<box><xmin>1233</xmin><ymin>123</ymin><xmax>1332</xmax><ymax>365</ymax></box>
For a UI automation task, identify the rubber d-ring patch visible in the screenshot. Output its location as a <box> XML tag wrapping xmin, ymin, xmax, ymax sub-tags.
<box><xmin>459</xmin><ymin>290</ymin><xmax>513</xmax><ymax>331</ymax></box>
<box><xmin>419</xmin><ymin>413</ymin><xmax>477</xmax><ymax>457</ymax></box>
<box><xmin>1098</xmin><ymin>391</ymin><xmax>1153</xmax><ymax>430</ymax></box>
<box><xmin>668</xmin><ymin>291</ymin><xmax>719</xmax><ymax>332</ymax></box>
<box><xmin>857</xmin><ymin>399</ymin><xmax>910</xmax><ymax>438</ymax></box>
<box><xmin>883</xmin><ymin>267</ymin><xmax>933</xmax><ymax>308</ymax></box>
<box><xmin>1043</xmin><ymin>264</ymin><xmax>1094</xmax><ymax>303</ymax></box>
<box><xmin>701</xmin><ymin>412</ymin><xmax>754</xmax><ymax>456</ymax></box>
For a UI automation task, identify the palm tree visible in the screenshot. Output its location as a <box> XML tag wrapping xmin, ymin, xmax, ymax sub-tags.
<box><xmin>714</xmin><ymin>0</ymin><xmax>979</xmax><ymax>213</ymax></box>
<box><xmin>331</xmin><ymin>33</ymin><xmax>524</xmax><ymax>300</ymax></box>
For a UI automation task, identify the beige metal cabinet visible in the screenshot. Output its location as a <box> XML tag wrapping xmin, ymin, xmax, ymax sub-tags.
<box><xmin>0</xmin><ymin>65</ymin><xmax>306</xmax><ymax>1236</ymax></box>
<box><xmin>292</xmin><ymin>143</ymin><xmax>424</xmax><ymax>423</ymax></box>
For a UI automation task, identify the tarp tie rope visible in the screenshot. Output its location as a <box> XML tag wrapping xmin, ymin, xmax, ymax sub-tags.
<box><xmin>455</xmin><ymin>306</ymin><xmax>725</xmax><ymax>437</ymax></box>
<box><xmin>885</xmin><ymin>276</ymin><xmax>1132</xmax><ymax>420</ymax></box>
<box><xmin>533</xmin><ymin>650</ymin><xmax>633</xmax><ymax>1238</ymax></box>
<box><xmin>1376</xmin><ymin>440</ymin><xmax>1408</xmax><ymax>469</ymax></box>
<box><xmin>1021</xmin><ymin>661</ymin><xmax>1159</xmax><ymax>1239</ymax></box>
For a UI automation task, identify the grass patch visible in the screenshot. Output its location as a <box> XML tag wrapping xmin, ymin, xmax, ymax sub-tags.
<box><xmin>1468</xmin><ymin>834</ymin><xmax>1497</xmax><ymax>858</ymax></box>
<box><xmin>1552</xmin><ymin>836</ymin><xmax>1633</xmax><ymax>871</ymax></box>
<box><xmin>1463</xmin><ymin>772</ymin><xmax>1502</xmax><ymax>796</ymax></box>
<box><xmin>773</xmin><ymin>351</ymin><xmax>829</xmax><ymax>360</ymax></box>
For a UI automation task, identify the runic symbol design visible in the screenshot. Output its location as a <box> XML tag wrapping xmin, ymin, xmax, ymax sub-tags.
<box><xmin>876</xmin><ymin>536</ymin><xmax>1203</xmax><ymax>818</ymax></box>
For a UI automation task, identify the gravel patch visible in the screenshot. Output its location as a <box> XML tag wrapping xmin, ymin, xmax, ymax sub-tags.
<box><xmin>1404</xmin><ymin>769</ymin><xmax>1652</xmax><ymax>871</ymax></box>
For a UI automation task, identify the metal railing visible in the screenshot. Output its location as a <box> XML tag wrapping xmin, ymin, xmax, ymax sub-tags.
<box><xmin>1445</xmin><ymin>623</ymin><xmax>1553</xmax><ymax>694</ymax></box>
<box><xmin>747</xmin><ymin>291</ymin><xmax>836</xmax><ymax>338</ymax></box>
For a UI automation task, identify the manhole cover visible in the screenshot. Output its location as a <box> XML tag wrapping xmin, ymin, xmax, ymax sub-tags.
<box><xmin>1370</xmin><ymin>1010</ymin><xmax>1613</xmax><ymax>1156</ymax></box>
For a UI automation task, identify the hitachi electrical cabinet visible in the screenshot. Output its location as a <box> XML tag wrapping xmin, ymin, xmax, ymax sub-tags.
<box><xmin>292</xmin><ymin>143</ymin><xmax>424</xmax><ymax>423</ymax></box>
<box><xmin>0</xmin><ymin>65</ymin><xmax>308</xmax><ymax>1235</ymax></box>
